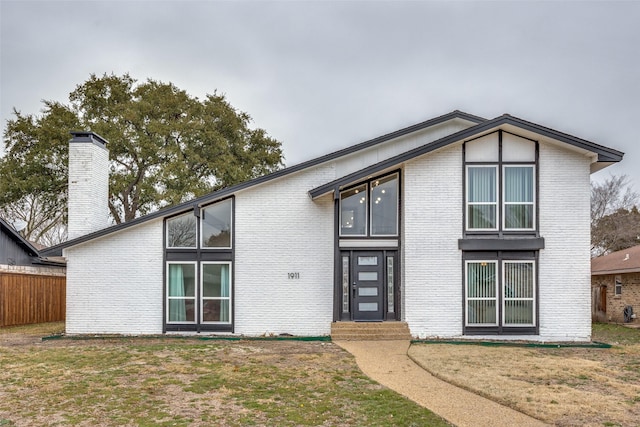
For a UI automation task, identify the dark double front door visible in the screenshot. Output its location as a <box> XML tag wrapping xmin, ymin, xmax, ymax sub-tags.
<box><xmin>340</xmin><ymin>250</ymin><xmax>398</xmax><ymax>321</ymax></box>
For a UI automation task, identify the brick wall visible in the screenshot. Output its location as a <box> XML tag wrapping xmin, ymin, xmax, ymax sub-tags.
<box><xmin>62</xmin><ymin>121</ymin><xmax>597</xmax><ymax>341</ymax></box>
<box><xmin>592</xmin><ymin>273</ymin><xmax>640</xmax><ymax>323</ymax></box>
<box><xmin>537</xmin><ymin>141</ymin><xmax>592</xmax><ymax>341</ymax></box>
<box><xmin>68</xmin><ymin>140</ymin><xmax>110</xmax><ymax>239</ymax></box>
<box><xmin>64</xmin><ymin>219</ymin><xmax>164</xmax><ymax>334</ymax></box>
<box><xmin>403</xmin><ymin>144</ymin><xmax>463</xmax><ymax>339</ymax></box>
<box><xmin>234</xmin><ymin>164</ymin><xmax>336</xmax><ymax>336</ymax></box>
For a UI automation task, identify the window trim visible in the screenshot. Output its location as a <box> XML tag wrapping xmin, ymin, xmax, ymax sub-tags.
<box><xmin>615</xmin><ymin>275</ymin><xmax>622</xmax><ymax>296</ymax></box>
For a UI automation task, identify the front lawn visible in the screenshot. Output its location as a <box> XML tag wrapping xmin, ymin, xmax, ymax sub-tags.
<box><xmin>409</xmin><ymin>323</ymin><xmax>640</xmax><ymax>427</ymax></box>
<box><xmin>0</xmin><ymin>324</ymin><xmax>448</xmax><ymax>426</ymax></box>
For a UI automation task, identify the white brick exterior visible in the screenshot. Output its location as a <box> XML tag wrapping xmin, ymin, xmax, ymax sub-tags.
<box><xmin>61</xmin><ymin>117</ymin><xmax>607</xmax><ymax>342</ymax></box>
<box><xmin>537</xmin><ymin>142</ymin><xmax>592</xmax><ymax>341</ymax></box>
<box><xmin>64</xmin><ymin>219</ymin><xmax>164</xmax><ymax>334</ymax></box>
<box><xmin>68</xmin><ymin>140</ymin><xmax>110</xmax><ymax>239</ymax></box>
<box><xmin>403</xmin><ymin>144</ymin><xmax>463</xmax><ymax>338</ymax></box>
<box><xmin>233</xmin><ymin>166</ymin><xmax>336</xmax><ymax>336</ymax></box>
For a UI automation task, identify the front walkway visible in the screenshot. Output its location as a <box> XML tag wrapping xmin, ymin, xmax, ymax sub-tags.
<box><xmin>335</xmin><ymin>340</ymin><xmax>549</xmax><ymax>427</ymax></box>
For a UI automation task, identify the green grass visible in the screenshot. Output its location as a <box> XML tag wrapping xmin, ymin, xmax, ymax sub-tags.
<box><xmin>592</xmin><ymin>322</ymin><xmax>640</xmax><ymax>346</ymax></box>
<box><xmin>0</xmin><ymin>331</ymin><xmax>450</xmax><ymax>426</ymax></box>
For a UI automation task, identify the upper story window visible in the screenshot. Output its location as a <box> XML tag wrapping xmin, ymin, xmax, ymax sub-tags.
<box><xmin>167</xmin><ymin>212</ymin><xmax>197</xmax><ymax>248</ymax></box>
<box><xmin>340</xmin><ymin>173</ymin><xmax>399</xmax><ymax>237</ymax></box>
<box><xmin>465</xmin><ymin>131</ymin><xmax>537</xmax><ymax>233</ymax></box>
<box><xmin>201</xmin><ymin>199</ymin><xmax>232</xmax><ymax>248</ymax></box>
<box><xmin>166</xmin><ymin>198</ymin><xmax>233</xmax><ymax>249</ymax></box>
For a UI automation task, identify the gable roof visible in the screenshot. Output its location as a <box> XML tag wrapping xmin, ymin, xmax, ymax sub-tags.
<box><xmin>41</xmin><ymin>110</ymin><xmax>623</xmax><ymax>256</ymax></box>
<box><xmin>0</xmin><ymin>217</ymin><xmax>40</xmax><ymax>258</ymax></box>
<box><xmin>309</xmin><ymin>113</ymin><xmax>624</xmax><ymax>199</ymax></box>
<box><xmin>592</xmin><ymin>245</ymin><xmax>640</xmax><ymax>275</ymax></box>
<box><xmin>41</xmin><ymin>110</ymin><xmax>484</xmax><ymax>256</ymax></box>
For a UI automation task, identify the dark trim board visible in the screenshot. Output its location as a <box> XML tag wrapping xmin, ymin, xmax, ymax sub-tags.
<box><xmin>458</xmin><ymin>238</ymin><xmax>545</xmax><ymax>251</ymax></box>
<box><xmin>308</xmin><ymin>114</ymin><xmax>624</xmax><ymax>199</ymax></box>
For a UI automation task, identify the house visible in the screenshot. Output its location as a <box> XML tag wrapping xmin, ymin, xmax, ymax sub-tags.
<box><xmin>592</xmin><ymin>245</ymin><xmax>640</xmax><ymax>324</ymax></box>
<box><xmin>0</xmin><ymin>217</ymin><xmax>66</xmax><ymax>326</ymax></box>
<box><xmin>42</xmin><ymin>111</ymin><xmax>624</xmax><ymax>341</ymax></box>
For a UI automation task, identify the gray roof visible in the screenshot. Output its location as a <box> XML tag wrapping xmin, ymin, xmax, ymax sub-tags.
<box><xmin>41</xmin><ymin>110</ymin><xmax>623</xmax><ymax>256</ymax></box>
<box><xmin>0</xmin><ymin>216</ymin><xmax>40</xmax><ymax>258</ymax></box>
<box><xmin>308</xmin><ymin>113</ymin><xmax>624</xmax><ymax>199</ymax></box>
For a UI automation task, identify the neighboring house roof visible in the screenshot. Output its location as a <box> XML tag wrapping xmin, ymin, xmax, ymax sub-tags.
<box><xmin>592</xmin><ymin>245</ymin><xmax>640</xmax><ymax>275</ymax></box>
<box><xmin>41</xmin><ymin>110</ymin><xmax>624</xmax><ymax>257</ymax></box>
<box><xmin>0</xmin><ymin>217</ymin><xmax>67</xmax><ymax>267</ymax></box>
<box><xmin>0</xmin><ymin>217</ymin><xmax>40</xmax><ymax>258</ymax></box>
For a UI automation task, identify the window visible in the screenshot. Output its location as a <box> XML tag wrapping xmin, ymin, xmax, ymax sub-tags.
<box><xmin>340</xmin><ymin>184</ymin><xmax>367</xmax><ymax>236</ymax></box>
<box><xmin>340</xmin><ymin>173</ymin><xmax>399</xmax><ymax>237</ymax></box>
<box><xmin>167</xmin><ymin>212</ymin><xmax>197</xmax><ymax>248</ymax></box>
<box><xmin>371</xmin><ymin>175</ymin><xmax>399</xmax><ymax>235</ymax></box>
<box><xmin>164</xmin><ymin>197</ymin><xmax>234</xmax><ymax>332</ymax></box>
<box><xmin>466</xmin><ymin>261</ymin><xmax>497</xmax><ymax>325</ymax></box>
<box><xmin>503</xmin><ymin>166</ymin><xmax>534</xmax><ymax>230</ymax></box>
<box><xmin>202</xmin><ymin>263</ymin><xmax>232</xmax><ymax>323</ymax></box>
<box><xmin>503</xmin><ymin>262</ymin><xmax>535</xmax><ymax>325</ymax></box>
<box><xmin>615</xmin><ymin>275</ymin><xmax>622</xmax><ymax>296</ymax></box>
<box><xmin>201</xmin><ymin>199</ymin><xmax>232</xmax><ymax>248</ymax></box>
<box><xmin>467</xmin><ymin>167</ymin><xmax>497</xmax><ymax>230</ymax></box>
<box><xmin>465</xmin><ymin>257</ymin><xmax>536</xmax><ymax>334</ymax></box>
<box><xmin>167</xmin><ymin>262</ymin><xmax>196</xmax><ymax>323</ymax></box>
<box><xmin>465</xmin><ymin>131</ymin><xmax>536</xmax><ymax>233</ymax></box>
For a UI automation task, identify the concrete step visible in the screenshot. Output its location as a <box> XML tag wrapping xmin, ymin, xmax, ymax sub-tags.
<box><xmin>331</xmin><ymin>321</ymin><xmax>412</xmax><ymax>341</ymax></box>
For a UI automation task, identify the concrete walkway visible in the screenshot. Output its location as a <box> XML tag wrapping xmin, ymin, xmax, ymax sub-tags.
<box><xmin>335</xmin><ymin>340</ymin><xmax>549</xmax><ymax>427</ymax></box>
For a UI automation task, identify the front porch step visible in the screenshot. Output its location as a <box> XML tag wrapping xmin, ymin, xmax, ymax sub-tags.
<box><xmin>331</xmin><ymin>321</ymin><xmax>412</xmax><ymax>341</ymax></box>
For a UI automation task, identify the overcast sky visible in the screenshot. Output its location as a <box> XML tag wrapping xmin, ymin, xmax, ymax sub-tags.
<box><xmin>2</xmin><ymin>0</ymin><xmax>639</xmax><ymax>190</ymax></box>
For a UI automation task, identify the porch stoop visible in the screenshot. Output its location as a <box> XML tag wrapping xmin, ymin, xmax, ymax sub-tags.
<box><xmin>331</xmin><ymin>321</ymin><xmax>412</xmax><ymax>341</ymax></box>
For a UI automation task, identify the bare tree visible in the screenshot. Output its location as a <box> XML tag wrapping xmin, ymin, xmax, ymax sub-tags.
<box><xmin>591</xmin><ymin>174</ymin><xmax>640</xmax><ymax>256</ymax></box>
<box><xmin>0</xmin><ymin>194</ymin><xmax>67</xmax><ymax>247</ymax></box>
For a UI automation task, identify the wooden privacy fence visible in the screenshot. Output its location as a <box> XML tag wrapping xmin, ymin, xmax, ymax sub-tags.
<box><xmin>0</xmin><ymin>272</ymin><xmax>65</xmax><ymax>327</ymax></box>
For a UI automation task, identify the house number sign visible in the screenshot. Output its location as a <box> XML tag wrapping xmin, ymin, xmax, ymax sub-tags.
<box><xmin>288</xmin><ymin>272</ymin><xmax>300</xmax><ymax>279</ymax></box>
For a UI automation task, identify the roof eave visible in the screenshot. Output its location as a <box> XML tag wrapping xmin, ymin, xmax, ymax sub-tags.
<box><xmin>592</xmin><ymin>268</ymin><xmax>640</xmax><ymax>276</ymax></box>
<box><xmin>0</xmin><ymin>217</ymin><xmax>40</xmax><ymax>257</ymax></box>
<box><xmin>308</xmin><ymin>114</ymin><xmax>625</xmax><ymax>200</ymax></box>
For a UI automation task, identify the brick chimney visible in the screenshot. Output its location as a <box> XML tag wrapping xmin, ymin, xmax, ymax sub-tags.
<box><xmin>68</xmin><ymin>132</ymin><xmax>110</xmax><ymax>239</ymax></box>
